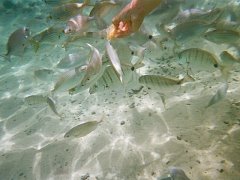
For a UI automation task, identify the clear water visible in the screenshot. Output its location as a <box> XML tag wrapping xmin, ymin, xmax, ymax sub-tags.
<box><xmin>0</xmin><ymin>0</ymin><xmax>240</xmax><ymax>180</ymax></box>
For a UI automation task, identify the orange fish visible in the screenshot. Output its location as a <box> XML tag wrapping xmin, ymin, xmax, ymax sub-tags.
<box><xmin>107</xmin><ymin>0</ymin><xmax>162</xmax><ymax>39</ymax></box>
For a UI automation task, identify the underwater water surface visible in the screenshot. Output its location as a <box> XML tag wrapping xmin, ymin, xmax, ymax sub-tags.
<box><xmin>0</xmin><ymin>0</ymin><xmax>240</xmax><ymax>180</ymax></box>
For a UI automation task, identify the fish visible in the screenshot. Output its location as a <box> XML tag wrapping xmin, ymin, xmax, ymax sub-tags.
<box><xmin>34</xmin><ymin>68</ymin><xmax>55</xmax><ymax>81</ymax></box>
<box><xmin>49</xmin><ymin>0</ymin><xmax>90</xmax><ymax>21</ymax></box>
<box><xmin>25</xmin><ymin>95</ymin><xmax>61</xmax><ymax>117</ymax></box>
<box><xmin>178</xmin><ymin>48</ymin><xmax>219</xmax><ymax>73</ymax></box>
<box><xmin>68</xmin><ymin>63</ymin><xmax>108</xmax><ymax>95</ymax></box>
<box><xmin>1</xmin><ymin>27</ymin><xmax>31</xmax><ymax>61</ymax></box>
<box><xmin>64</xmin><ymin>116</ymin><xmax>104</xmax><ymax>138</ymax></box>
<box><xmin>206</xmin><ymin>83</ymin><xmax>228</xmax><ymax>108</ymax></box>
<box><xmin>64</xmin><ymin>14</ymin><xmax>94</xmax><ymax>34</ymax></box>
<box><xmin>106</xmin><ymin>41</ymin><xmax>123</xmax><ymax>82</ymax></box>
<box><xmin>89</xmin><ymin>0</ymin><xmax>118</xmax><ymax>29</ymax></box>
<box><xmin>56</xmin><ymin>52</ymin><xmax>87</xmax><ymax>69</ymax></box>
<box><xmin>173</xmin><ymin>8</ymin><xmax>222</xmax><ymax>24</ymax></box>
<box><xmin>52</xmin><ymin>66</ymin><xmax>86</xmax><ymax>93</ymax></box>
<box><xmin>170</xmin><ymin>20</ymin><xmax>210</xmax><ymax>41</ymax></box>
<box><xmin>80</xmin><ymin>44</ymin><xmax>102</xmax><ymax>86</ymax></box>
<box><xmin>43</xmin><ymin>0</ymin><xmax>81</xmax><ymax>6</ymax></box>
<box><xmin>88</xmin><ymin>65</ymin><xmax>134</xmax><ymax>94</ymax></box>
<box><xmin>139</xmin><ymin>75</ymin><xmax>182</xmax><ymax>92</ymax></box>
<box><xmin>220</xmin><ymin>51</ymin><xmax>240</xmax><ymax>68</ymax></box>
<box><xmin>24</xmin><ymin>94</ymin><xmax>47</xmax><ymax>105</ymax></box>
<box><xmin>213</xmin><ymin>20</ymin><xmax>240</xmax><ymax>32</ymax></box>
<box><xmin>157</xmin><ymin>167</ymin><xmax>190</xmax><ymax>180</ymax></box>
<box><xmin>31</xmin><ymin>25</ymin><xmax>64</xmax><ymax>51</ymax></box>
<box><xmin>46</xmin><ymin>97</ymin><xmax>61</xmax><ymax>117</ymax></box>
<box><xmin>204</xmin><ymin>29</ymin><xmax>240</xmax><ymax>45</ymax></box>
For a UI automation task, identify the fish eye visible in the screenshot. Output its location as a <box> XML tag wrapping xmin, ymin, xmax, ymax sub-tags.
<box><xmin>131</xmin><ymin>66</ymin><xmax>135</xmax><ymax>71</ymax></box>
<box><xmin>148</xmin><ymin>35</ymin><xmax>153</xmax><ymax>39</ymax></box>
<box><xmin>214</xmin><ymin>64</ymin><xmax>218</xmax><ymax>68</ymax></box>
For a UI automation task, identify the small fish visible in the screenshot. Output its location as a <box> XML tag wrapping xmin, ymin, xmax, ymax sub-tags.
<box><xmin>213</xmin><ymin>20</ymin><xmax>240</xmax><ymax>32</ymax></box>
<box><xmin>173</xmin><ymin>8</ymin><xmax>222</xmax><ymax>24</ymax></box>
<box><xmin>56</xmin><ymin>52</ymin><xmax>87</xmax><ymax>69</ymax></box>
<box><xmin>2</xmin><ymin>27</ymin><xmax>31</xmax><ymax>60</ymax></box>
<box><xmin>206</xmin><ymin>83</ymin><xmax>228</xmax><ymax>108</ymax></box>
<box><xmin>204</xmin><ymin>29</ymin><xmax>240</xmax><ymax>45</ymax></box>
<box><xmin>43</xmin><ymin>0</ymin><xmax>80</xmax><ymax>6</ymax></box>
<box><xmin>69</xmin><ymin>63</ymin><xmax>107</xmax><ymax>95</ymax></box>
<box><xmin>139</xmin><ymin>75</ymin><xmax>182</xmax><ymax>92</ymax></box>
<box><xmin>178</xmin><ymin>48</ymin><xmax>219</xmax><ymax>73</ymax></box>
<box><xmin>106</xmin><ymin>41</ymin><xmax>123</xmax><ymax>82</ymax></box>
<box><xmin>89</xmin><ymin>0</ymin><xmax>118</xmax><ymax>29</ymax></box>
<box><xmin>46</xmin><ymin>97</ymin><xmax>61</xmax><ymax>117</ymax></box>
<box><xmin>80</xmin><ymin>44</ymin><xmax>102</xmax><ymax>86</ymax></box>
<box><xmin>220</xmin><ymin>51</ymin><xmax>240</xmax><ymax>68</ymax></box>
<box><xmin>25</xmin><ymin>94</ymin><xmax>61</xmax><ymax>117</ymax></box>
<box><xmin>170</xmin><ymin>20</ymin><xmax>210</xmax><ymax>41</ymax></box>
<box><xmin>34</xmin><ymin>68</ymin><xmax>55</xmax><ymax>81</ymax></box>
<box><xmin>31</xmin><ymin>25</ymin><xmax>64</xmax><ymax>51</ymax></box>
<box><xmin>24</xmin><ymin>95</ymin><xmax>47</xmax><ymax>105</ymax></box>
<box><xmin>52</xmin><ymin>66</ymin><xmax>86</xmax><ymax>93</ymax></box>
<box><xmin>49</xmin><ymin>0</ymin><xmax>90</xmax><ymax>21</ymax></box>
<box><xmin>64</xmin><ymin>116</ymin><xmax>103</xmax><ymax>138</ymax></box>
<box><xmin>157</xmin><ymin>167</ymin><xmax>190</xmax><ymax>180</ymax></box>
<box><xmin>64</xmin><ymin>14</ymin><xmax>94</xmax><ymax>34</ymax></box>
<box><xmin>88</xmin><ymin>65</ymin><xmax>134</xmax><ymax>94</ymax></box>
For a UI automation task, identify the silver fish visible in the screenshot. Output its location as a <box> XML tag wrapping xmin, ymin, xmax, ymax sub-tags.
<box><xmin>2</xmin><ymin>27</ymin><xmax>31</xmax><ymax>60</ymax></box>
<box><xmin>49</xmin><ymin>1</ymin><xmax>89</xmax><ymax>21</ymax></box>
<box><xmin>56</xmin><ymin>52</ymin><xmax>87</xmax><ymax>69</ymax></box>
<box><xmin>64</xmin><ymin>117</ymin><xmax>103</xmax><ymax>138</ymax></box>
<box><xmin>80</xmin><ymin>43</ymin><xmax>102</xmax><ymax>86</ymax></box>
<box><xmin>157</xmin><ymin>167</ymin><xmax>190</xmax><ymax>180</ymax></box>
<box><xmin>89</xmin><ymin>65</ymin><xmax>134</xmax><ymax>94</ymax></box>
<box><xmin>89</xmin><ymin>1</ymin><xmax>118</xmax><ymax>29</ymax></box>
<box><xmin>31</xmin><ymin>25</ymin><xmax>64</xmax><ymax>51</ymax></box>
<box><xmin>64</xmin><ymin>14</ymin><xmax>94</xmax><ymax>34</ymax></box>
<box><xmin>220</xmin><ymin>51</ymin><xmax>240</xmax><ymax>67</ymax></box>
<box><xmin>170</xmin><ymin>20</ymin><xmax>210</xmax><ymax>41</ymax></box>
<box><xmin>206</xmin><ymin>83</ymin><xmax>228</xmax><ymax>108</ymax></box>
<box><xmin>139</xmin><ymin>75</ymin><xmax>182</xmax><ymax>92</ymax></box>
<box><xmin>34</xmin><ymin>68</ymin><xmax>55</xmax><ymax>81</ymax></box>
<box><xmin>24</xmin><ymin>95</ymin><xmax>47</xmax><ymax>105</ymax></box>
<box><xmin>46</xmin><ymin>97</ymin><xmax>61</xmax><ymax>117</ymax></box>
<box><xmin>204</xmin><ymin>29</ymin><xmax>240</xmax><ymax>45</ymax></box>
<box><xmin>106</xmin><ymin>41</ymin><xmax>123</xmax><ymax>83</ymax></box>
<box><xmin>173</xmin><ymin>8</ymin><xmax>222</xmax><ymax>24</ymax></box>
<box><xmin>178</xmin><ymin>48</ymin><xmax>219</xmax><ymax>73</ymax></box>
<box><xmin>52</xmin><ymin>66</ymin><xmax>86</xmax><ymax>93</ymax></box>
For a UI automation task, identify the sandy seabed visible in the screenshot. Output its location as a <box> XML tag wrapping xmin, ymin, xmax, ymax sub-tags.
<box><xmin>0</xmin><ymin>0</ymin><xmax>240</xmax><ymax>180</ymax></box>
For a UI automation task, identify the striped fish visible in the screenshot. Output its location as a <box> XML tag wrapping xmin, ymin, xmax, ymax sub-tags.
<box><xmin>89</xmin><ymin>65</ymin><xmax>134</xmax><ymax>94</ymax></box>
<box><xmin>178</xmin><ymin>48</ymin><xmax>219</xmax><ymax>73</ymax></box>
<box><xmin>220</xmin><ymin>51</ymin><xmax>240</xmax><ymax>67</ymax></box>
<box><xmin>24</xmin><ymin>95</ymin><xmax>47</xmax><ymax>105</ymax></box>
<box><xmin>204</xmin><ymin>29</ymin><xmax>240</xmax><ymax>44</ymax></box>
<box><xmin>139</xmin><ymin>75</ymin><xmax>182</xmax><ymax>92</ymax></box>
